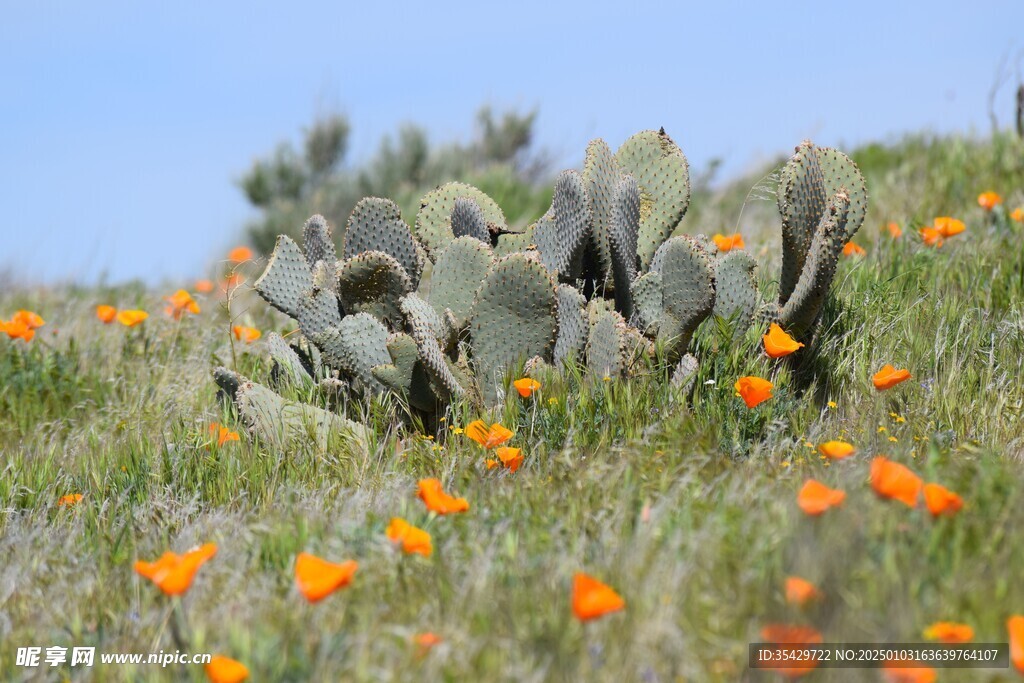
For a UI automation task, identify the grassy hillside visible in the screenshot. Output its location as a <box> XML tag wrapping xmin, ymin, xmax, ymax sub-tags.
<box><xmin>2</xmin><ymin>131</ymin><xmax>1024</xmax><ymax>681</ymax></box>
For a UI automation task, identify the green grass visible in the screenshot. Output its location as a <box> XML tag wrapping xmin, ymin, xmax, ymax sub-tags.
<box><xmin>2</xmin><ymin>132</ymin><xmax>1024</xmax><ymax>682</ymax></box>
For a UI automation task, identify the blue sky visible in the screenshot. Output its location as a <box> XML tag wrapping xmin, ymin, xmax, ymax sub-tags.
<box><xmin>2</xmin><ymin>1</ymin><xmax>1022</xmax><ymax>284</ymax></box>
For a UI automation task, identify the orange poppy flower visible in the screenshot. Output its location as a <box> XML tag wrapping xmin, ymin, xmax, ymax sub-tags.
<box><xmin>116</xmin><ymin>310</ymin><xmax>148</xmax><ymax>327</ymax></box>
<box><xmin>1008</xmin><ymin>615</ymin><xmax>1024</xmax><ymax>674</ymax></box>
<box><xmin>885</xmin><ymin>222</ymin><xmax>903</xmax><ymax>238</ymax></box>
<box><xmin>164</xmin><ymin>290</ymin><xmax>200</xmax><ymax>319</ymax></box>
<box><xmin>881</xmin><ymin>660</ymin><xmax>936</xmax><ymax>683</ymax></box>
<box><xmin>205</xmin><ymin>655</ymin><xmax>249</xmax><ymax>683</ymax></box>
<box><xmin>797</xmin><ymin>479</ymin><xmax>846</xmax><ymax>516</ymax></box>
<box><xmin>294</xmin><ymin>552</ymin><xmax>358</xmax><ymax>603</ymax></box>
<box><xmin>712</xmin><ymin>233</ymin><xmax>745</xmax><ymax>252</ymax></box>
<box><xmin>96</xmin><ymin>305</ymin><xmax>117</xmax><ymax>323</ymax></box>
<box><xmin>923</xmin><ymin>483</ymin><xmax>963</xmax><ymax>517</ymax></box>
<box><xmin>934</xmin><ymin>216</ymin><xmax>965</xmax><ymax>237</ymax></box>
<box><xmin>209</xmin><ymin>423</ymin><xmax>240</xmax><ymax>447</ymax></box>
<box><xmin>386</xmin><ymin>518</ymin><xmax>432</xmax><ymax>557</ymax></box>
<box><xmin>232</xmin><ymin>326</ymin><xmax>262</xmax><ymax>344</ymax></box>
<box><xmin>977</xmin><ymin>191</ymin><xmax>1002</xmax><ymax>210</ymax></box>
<box><xmin>195</xmin><ymin>279</ymin><xmax>215</xmax><ymax>294</ymax></box>
<box><xmin>734</xmin><ymin>376</ymin><xmax>773</xmax><ymax>408</ymax></box>
<box><xmin>13</xmin><ymin>310</ymin><xmax>45</xmax><ymax>329</ymax></box>
<box><xmin>1011</xmin><ymin>207</ymin><xmax>1024</xmax><ymax>223</ymax></box>
<box><xmin>818</xmin><ymin>440</ymin><xmax>856</xmax><ymax>460</ymax></box>
<box><xmin>870</xmin><ymin>457</ymin><xmax>922</xmax><ymax>508</ymax></box>
<box><xmin>919</xmin><ymin>226</ymin><xmax>944</xmax><ymax>247</ymax></box>
<box><xmin>785</xmin><ymin>577</ymin><xmax>822</xmax><ymax>606</ymax></box>
<box><xmin>58</xmin><ymin>493</ymin><xmax>84</xmax><ymax>507</ymax></box>
<box><xmin>465</xmin><ymin>420</ymin><xmax>514</xmax><ymax>449</ymax></box>
<box><xmin>759</xmin><ymin>624</ymin><xmax>823</xmax><ymax>677</ymax></box>
<box><xmin>1</xmin><ymin>317</ymin><xmax>35</xmax><ymax>342</ymax></box>
<box><xmin>134</xmin><ymin>543</ymin><xmax>217</xmax><ymax>596</ymax></box>
<box><xmin>486</xmin><ymin>446</ymin><xmax>524</xmax><ymax>473</ymax></box>
<box><xmin>763</xmin><ymin>323</ymin><xmax>804</xmax><ymax>358</ymax></box>
<box><xmin>872</xmin><ymin>364</ymin><xmax>912</xmax><ymax>391</ymax></box>
<box><xmin>227</xmin><ymin>246</ymin><xmax>254</xmax><ymax>263</ymax></box>
<box><xmin>513</xmin><ymin>377</ymin><xmax>541</xmax><ymax>398</ymax></box>
<box><xmin>417</xmin><ymin>478</ymin><xmax>469</xmax><ymax>514</ymax></box>
<box><xmin>572</xmin><ymin>572</ymin><xmax>625</xmax><ymax>621</ymax></box>
<box><xmin>923</xmin><ymin>621</ymin><xmax>974</xmax><ymax>643</ymax></box>
<box><xmin>842</xmin><ymin>241</ymin><xmax>866</xmax><ymax>257</ymax></box>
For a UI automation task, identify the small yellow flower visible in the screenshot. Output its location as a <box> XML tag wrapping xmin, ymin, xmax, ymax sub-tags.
<box><xmin>895</xmin><ymin>416</ymin><xmax>906</xmax><ymax>423</ymax></box>
<box><xmin>548</xmin><ymin>397</ymin><xmax>558</xmax><ymax>405</ymax></box>
<box><xmin>602</xmin><ymin>376</ymin><xmax>611</xmax><ymax>382</ymax></box>
<box><xmin>827</xmin><ymin>401</ymin><xmax>837</xmax><ymax>409</ymax></box>
<box><xmin>804</xmin><ymin>442</ymin><xmax>814</xmax><ymax>449</ymax></box>
<box><xmin>877</xmin><ymin>425</ymin><xmax>887</xmax><ymax>433</ymax></box>
<box><xmin>889</xmin><ymin>412</ymin><xmax>898</xmax><ymax>418</ymax></box>
<box><xmin>888</xmin><ymin>436</ymin><xmax>898</xmax><ymax>442</ymax></box>
<box><xmin>439</xmin><ymin>416</ymin><xmax>447</xmax><ymax>422</ymax></box>
<box><xmin>781</xmin><ymin>461</ymin><xmax>791</xmax><ymax>468</ymax></box>
<box><xmin>451</xmin><ymin>427</ymin><xmax>464</xmax><ymax>435</ymax></box>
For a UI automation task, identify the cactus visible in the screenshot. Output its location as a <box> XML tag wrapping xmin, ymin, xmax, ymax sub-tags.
<box><xmin>450</xmin><ymin>196</ymin><xmax>490</xmax><ymax>244</ymax></box>
<box><xmin>427</xmin><ymin>236</ymin><xmax>493</xmax><ymax>328</ymax></box>
<box><xmin>336</xmin><ymin>250</ymin><xmax>413</xmax><ymax>327</ymax></box>
<box><xmin>778</xmin><ymin>190</ymin><xmax>851</xmax><ymax>339</ymax></box>
<box><xmin>650</xmin><ymin>236</ymin><xmax>716</xmax><ymax>354</ymax></box>
<box><xmin>315</xmin><ymin>312</ymin><xmax>391</xmax><ymax>392</ymax></box>
<box><xmin>670</xmin><ymin>353</ymin><xmax>699</xmax><ymax>392</ymax></box>
<box><xmin>553</xmin><ymin>284</ymin><xmax>587</xmax><ymax>365</ymax></box>
<box><xmin>344</xmin><ymin>197</ymin><xmax>422</xmax><ymax>288</ymax></box>
<box><xmin>609</xmin><ymin>174</ymin><xmax>641</xmax><ymax>319</ymax></box>
<box><xmin>777</xmin><ymin>141</ymin><xmax>866</xmax><ymax>305</ymax></box>
<box><xmin>296</xmin><ymin>286</ymin><xmax>342</xmax><ymax>341</ymax></box>
<box><xmin>470</xmin><ymin>253</ymin><xmax>556</xmax><ymax>404</ymax></box>
<box><xmin>713</xmin><ymin>251</ymin><xmax>759</xmax><ymax>334</ymax></box>
<box><xmin>582</xmin><ymin>139</ymin><xmax>618</xmax><ymax>285</ymax></box>
<box><xmin>414</xmin><ymin>182</ymin><xmax>509</xmax><ymax>258</ymax></box>
<box><xmin>264</xmin><ymin>332</ymin><xmax>312</xmax><ymax>388</ymax></box>
<box><xmin>630</xmin><ymin>271</ymin><xmax>663</xmax><ymax>334</ymax></box>
<box><xmin>586</xmin><ymin>306</ymin><xmax>627</xmax><ymax>378</ymax></box>
<box><xmin>615</xmin><ymin>129</ymin><xmax>691</xmax><ymax>270</ymax></box>
<box><xmin>534</xmin><ymin>170</ymin><xmax>591</xmax><ymax>280</ymax></box>
<box><xmin>254</xmin><ymin>235</ymin><xmax>314</xmax><ymax>320</ymax></box>
<box><xmin>401</xmin><ymin>294</ymin><xmax>464</xmax><ymax>401</ymax></box>
<box><xmin>371</xmin><ymin>333</ymin><xmax>438</xmax><ymax>412</ymax></box>
<box><xmin>302</xmin><ymin>214</ymin><xmax>337</xmax><ymax>270</ymax></box>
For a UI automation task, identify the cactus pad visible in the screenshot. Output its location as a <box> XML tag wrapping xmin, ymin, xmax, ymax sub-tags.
<box><xmin>315</xmin><ymin>312</ymin><xmax>391</xmax><ymax>391</ymax></box>
<box><xmin>650</xmin><ymin>236</ymin><xmax>715</xmax><ymax>353</ymax></box>
<box><xmin>631</xmin><ymin>271</ymin><xmax>663</xmax><ymax>335</ymax></box>
<box><xmin>470</xmin><ymin>253</ymin><xmax>556</xmax><ymax>404</ymax></box>
<box><xmin>779</xmin><ymin>190</ymin><xmax>851</xmax><ymax>340</ymax></box>
<box><xmin>296</xmin><ymin>286</ymin><xmax>342</xmax><ymax>341</ymax></box>
<box><xmin>371</xmin><ymin>332</ymin><xmax>439</xmax><ymax>412</ymax></box>
<box><xmin>450</xmin><ymin>196</ymin><xmax>491</xmax><ymax>244</ymax></box>
<box><xmin>336</xmin><ymin>250</ymin><xmax>413</xmax><ymax>327</ymax></box>
<box><xmin>415</xmin><ymin>182</ymin><xmax>509</xmax><ymax>258</ymax></box>
<box><xmin>534</xmin><ymin>170</ymin><xmax>591</xmax><ymax>280</ymax></box>
<box><xmin>344</xmin><ymin>197</ymin><xmax>422</xmax><ymax>288</ymax></box>
<box><xmin>553</xmin><ymin>284</ymin><xmax>587</xmax><ymax>365</ymax></box>
<box><xmin>302</xmin><ymin>214</ymin><xmax>337</xmax><ymax>270</ymax></box>
<box><xmin>264</xmin><ymin>332</ymin><xmax>312</xmax><ymax>387</ymax></box>
<box><xmin>609</xmin><ymin>174</ymin><xmax>641</xmax><ymax>318</ymax></box>
<box><xmin>427</xmin><ymin>236</ymin><xmax>494</xmax><ymax>328</ymax></box>
<box><xmin>254</xmin><ymin>235</ymin><xmax>314</xmax><ymax>320</ymax></box>
<box><xmin>713</xmin><ymin>250</ymin><xmax>759</xmax><ymax>334</ymax></box>
<box><xmin>582</xmin><ymin>138</ymin><xmax>618</xmax><ymax>285</ymax></box>
<box><xmin>401</xmin><ymin>294</ymin><xmax>464</xmax><ymax>400</ymax></box>
<box><xmin>586</xmin><ymin>307</ymin><xmax>628</xmax><ymax>378</ymax></box>
<box><xmin>615</xmin><ymin>129</ymin><xmax>691</xmax><ymax>270</ymax></box>
<box><xmin>670</xmin><ymin>353</ymin><xmax>699</xmax><ymax>392</ymax></box>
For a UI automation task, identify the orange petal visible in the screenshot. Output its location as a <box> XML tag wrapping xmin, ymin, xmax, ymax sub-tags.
<box><xmin>227</xmin><ymin>246</ymin><xmax>254</xmax><ymax>263</ymax></box>
<box><xmin>842</xmin><ymin>241</ymin><xmax>866</xmax><ymax>257</ymax></box>
<box><xmin>817</xmin><ymin>440</ymin><xmax>856</xmax><ymax>460</ymax></box>
<box><xmin>977</xmin><ymin>192</ymin><xmax>1002</xmax><ymax>211</ymax></box>
<box><xmin>885</xmin><ymin>222</ymin><xmax>903</xmax><ymax>238</ymax></box>
<box><xmin>195</xmin><ymin>279</ymin><xmax>215</xmax><ymax>294</ymax></box>
<box><xmin>13</xmin><ymin>310</ymin><xmax>45</xmax><ymax>329</ymax></box>
<box><xmin>513</xmin><ymin>377</ymin><xmax>541</xmax><ymax>398</ymax></box>
<box><xmin>572</xmin><ymin>572</ymin><xmax>625</xmax><ymax>621</ymax></box>
<box><xmin>734</xmin><ymin>376</ymin><xmax>773</xmax><ymax>408</ymax></box>
<box><xmin>881</xmin><ymin>660</ymin><xmax>936</xmax><ymax>683</ymax></box>
<box><xmin>870</xmin><ymin>457</ymin><xmax>922</xmax><ymax>508</ymax></box>
<box><xmin>763</xmin><ymin>323</ymin><xmax>804</xmax><ymax>358</ymax></box>
<box><xmin>797</xmin><ymin>479</ymin><xmax>846</xmax><ymax>516</ymax></box>
<box><xmin>417</xmin><ymin>478</ymin><xmax>469</xmax><ymax>514</ymax></box>
<box><xmin>759</xmin><ymin>624</ymin><xmax>823</xmax><ymax>677</ymax></box>
<box><xmin>386</xmin><ymin>517</ymin><xmax>432</xmax><ymax>557</ymax></box>
<box><xmin>294</xmin><ymin>552</ymin><xmax>358</xmax><ymax>603</ymax></box>
<box><xmin>58</xmin><ymin>493</ymin><xmax>84</xmax><ymax>507</ymax></box>
<box><xmin>784</xmin><ymin>577</ymin><xmax>822</xmax><ymax>606</ymax></box>
<box><xmin>464</xmin><ymin>420</ymin><xmax>490</xmax><ymax>446</ymax></box>
<box><xmin>134</xmin><ymin>543</ymin><xmax>217</xmax><ymax>596</ymax></box>
<box><xmin>934</xmin><ymin>216</ymin><xmax>965</xmax><ymax>237</ymax></box>
<box><xmin>919</xmin><ymin>226</ymin><xmax>944</xmax><ymax>247</ymax></box>
<box><xmin>1008</xmin><ymin>615</ymin><xmax>1024</xmax><ymax>674</ymax></box>
<box><xmin>232</xmin><ymin>325</ymin><xmax>262</xmax><ymax>343</ymax></box>
<box><xmin>413</xmin><ymin>632</ymin><xmax>442</xmax><ymax>656</ymax></box>
<box><xmin>96</xmin><ymin>305</ymin><xmax>117</xmax><ymax>323</ymax></box>
<box><xmin>205</xmin><ymin>655</ymin><xmax>249</xmax><ymax>683</ymax></box>
<box><xmin>923</xmin><ymin>621</ymin><xmax>973</xmax><ymax>643</ymax></box>
<box><xmin>494</xmin><ymin>446</ymin><xmax>524</xmax><ymax>473</ymax></box>
<box><xmin>116</xmin><ymin>310</ymin><xmax>149</xmax><ymax>327</ymax></box>
<box><xmin>1010</xmin><ymin>208</ymin><xmax>1024</xmax><ymax>223</ymax></box>
<box><xmin>923</xmin><ymin>483</ymin><xmax>963</xmax><ymax>517</ymax></box>
<box><xmin>872</xmin><ymin>364</ymin><xmax>911</xmax><ymax>391</ymax></box>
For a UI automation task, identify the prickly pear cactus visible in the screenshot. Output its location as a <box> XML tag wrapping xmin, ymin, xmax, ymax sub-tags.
<box><xmin>650</xmin><ymin>236</ymin><xmax>716</xmax><ymax>354</ymax></box>
<box><xmin>336</xmin><ymin>251</ymin><xmax>413</xmax><ymax>327</ymax></box>
<box><xmin>450</xmin><ymin>196</ymin><xmax>490</xmax><ymax>244</ymax></box>
<box><xmin>414</xmin><ymin>182</ymin><xmax>509</xmax><ymax>258</ymax></box>
<box><xmin>609</xmin><ymin>174</ymin><xmax>641</xmax><ymax>319</ymax></box>
<box><xmin>554</xmin><ymin>284</ymin><xmax>587</xmax><ymax>365</ymax></box>
<box><xmin>470</xmin><ymin>253</ymin><xmax>556</xmax><ymax>404</ymax></box>
<box><xmin>254</xmin><ymin>236</ymin><xmax>313</xmax><ymax>320</ymax></box>
<box><xmin>302</xmin><ymin>214</ymin><xmax>337</xmax><ymax>270</ymax></box>
<box><xmin>427</xmin><ymin>236</ymin><xmax>494</xmax><ymax>328</ymax></box>
<box><xmin>344</xmin><ymin>197</ymin><xmax>422</xmax><ymax>288</ymax></box>
<box><xmin>713</xmin><ymin>251</ymin><xmax>759</xmax><ymax>334</ymax></box>
<box><xmin>315</xmin><ymin>312</ymin><xmax>391</xmax><ymax>392</ymax></box>
<box><xmin>582</xmin><ymin>138</ymin><xmax>619</xmax><ymax>284</ymax></box>
<box><xmin>534</xmin><ymin>170</ymin><xmax>591</xmax><ymax>280</ymax></box>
